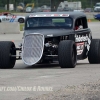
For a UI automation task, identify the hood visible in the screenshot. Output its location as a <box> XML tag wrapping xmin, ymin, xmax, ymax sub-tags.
<box><xmin>24</xmin><ymin>29</ymin><xmax>74</xmax><ymax>38</ymax></box>
<box><xmin>0</xmin><ymin>16</ymin><xmax>6</xmax><ymax>18</ymax></box>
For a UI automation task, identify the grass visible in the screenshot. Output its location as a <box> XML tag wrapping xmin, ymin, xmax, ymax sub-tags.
<box><xmin>0</xmin><ymin>9</ymin><xmax>25</xmax><ymax>13</ymax></box>
<box><xmin>20</xmin><ymin>23</ymin><xmax>24</xmax><ymax>31</ymax></box>
<box><xmin>0</xmin><ymin>9</ymin><xmax>16</xmax><ymax>13</ymax></box>
<box><xmin>0</xmin><ymin>9</ymin><xmax>9</xmax><ymax>13</ymax></box>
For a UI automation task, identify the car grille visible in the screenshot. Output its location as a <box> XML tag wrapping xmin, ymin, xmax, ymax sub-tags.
<box><xmin>22</xmin><ymin>33</ymin><xmax>44</xmax><ymax>65</ymax></box>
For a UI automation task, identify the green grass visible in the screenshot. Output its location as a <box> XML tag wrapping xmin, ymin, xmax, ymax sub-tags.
<box><xmin>0</xmin><ymin>9</ymin><xmax>10</xmax><ymax>13</ymax></box>
<box><xmin>0</xmin><ymin>9</ymin><xmax>23</xmax><ymax>13</ymax></box>
<box><xmin>20</xmin><ymin>23</ymin><xmax>24</xmax><ymax>31</ymax></box>
<box><xmin>0</xmin><ymin>10</ymin><xmax>13</xmax><ymax>13</ymax></box>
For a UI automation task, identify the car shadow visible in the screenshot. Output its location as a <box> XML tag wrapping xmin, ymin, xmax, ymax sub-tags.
<box><xmin>77</xmin><ymin>63</ymin><xmax>89</xmax><ymax>65</ymax></box>
<box><xmin>26</xmin><ymin>63</ymin><xmax>60</xmax><ymax>69</ymax></box>
<box><xmin>14</xmin><ymin>61</ymin><xmax>60</xmax><ymax>69</ymax></box>
<box><xmin>13</xmin><ymin>62</ymin><xmax>90</xmax><ymax>70</ymax></box>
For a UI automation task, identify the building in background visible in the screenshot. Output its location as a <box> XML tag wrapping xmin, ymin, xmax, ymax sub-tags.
<box><xmin>57</xmin><ymin>1</ymin><xmax>82</xmax><ymax>11</ymax></box>
<box><xmin>5</xmin><ymin>4</ymin><xmax>14</xmax><ymax>11</ymax></box>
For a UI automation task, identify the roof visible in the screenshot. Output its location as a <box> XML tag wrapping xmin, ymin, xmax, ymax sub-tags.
<box><xmin>26</xmin><ymin>11</ymin><xmax>86</xmax><ymax>19</ymax></box>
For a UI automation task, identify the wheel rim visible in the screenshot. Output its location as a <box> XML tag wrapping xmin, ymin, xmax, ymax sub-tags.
<box><xmin>19</xmin><ymin>19</ymin><xmax>24</xmax><ymax>23</ymax></box>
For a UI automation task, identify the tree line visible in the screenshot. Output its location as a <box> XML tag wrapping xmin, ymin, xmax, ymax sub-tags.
<box><xmin>0</xmin><ymin>0</ymin><xmax>100</xmax><ymax>10</ymax></box>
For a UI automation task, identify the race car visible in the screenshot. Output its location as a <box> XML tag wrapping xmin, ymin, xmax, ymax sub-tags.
<box><xmin>0</xmin><ymin>12</ymin><xmax>100</xmax><ymax>69</ymax></box>
<box><xmin>0</xmin><ymin>12</ymin><xmax>25</xmax><ymax>23</ymax></box>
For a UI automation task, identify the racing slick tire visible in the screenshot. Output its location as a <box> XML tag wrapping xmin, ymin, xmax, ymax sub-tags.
<box><xmin>0</xmin><ymin>41</ymin><xmax>16</xmax><ymax>69</ymax></box>
<box><xmin>88</xmin><ymin>39</ymin><xmax>100</xmax><ymax>64</ymax></box>
<box><xmin>18</xmin><ymin>18</ymin><xmax>24</xmax><ymax>23</ymax></box>
<box><xmin>58</xmin><ymin>40</ymin><xmax>77</xmax><ymax>68</ymax></box>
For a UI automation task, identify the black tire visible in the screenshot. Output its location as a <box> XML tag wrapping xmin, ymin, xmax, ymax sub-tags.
<box><xmin>18</xmin><ymin>18</ymin><xmax>24</xmax><ymax>23</ymax></box>
<box><xmin>0</xmin><ymin>41</ymin><xmax>16</xmax><ymax>69</ymax></box>
<box><xmin>88</xmin><ymin>39</ymin><xmax>100</xmax><ymax>64</ymax></box>
<box><xmin>58</xmin><ymin>40</ymin><xmax>77</xmax><ymax>68</ymax></box>
<box><xmin>0</xmin><ymin>20</ymin><xmax>1</xmax><ymax>22</ymax></box>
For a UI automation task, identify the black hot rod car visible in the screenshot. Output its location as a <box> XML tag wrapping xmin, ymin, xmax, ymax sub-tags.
<box><xmin>0</xmin><ymin>12</ymin><xmax>100</xmax><ymax>69</ymax></box>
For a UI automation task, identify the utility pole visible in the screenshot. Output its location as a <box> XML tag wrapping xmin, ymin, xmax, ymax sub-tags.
<box><xmin>7</xmin><ymin>0</ymin><xmax>9</xmax><ymax>11</ymax></box>
<box><xmin>91</xmin><ymin>0</ymin><xmax>93</xmax><ymax>8</ymax></box>
<box><xmin>14</xmin><ymin>0</ymin><xmax>17</xmax><ymax>11</ymax></box>
<box><xmin>50</xmin><ymin>0</ymin><xmax>51</xmax><ymax>10</ymax></box>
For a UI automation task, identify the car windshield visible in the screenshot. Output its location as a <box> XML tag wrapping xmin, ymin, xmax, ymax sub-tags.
<box><xmin>25</xmin><ymin>17</ymin><xmax>73</xmax><ymax>29</ymax></box>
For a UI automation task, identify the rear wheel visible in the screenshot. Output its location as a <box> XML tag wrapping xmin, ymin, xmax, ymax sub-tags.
<box><xmin>88</xmin><ymin>39</ymin><xmax>100</xmax><ymax>64</ymax></box>
<box><xmin>58</xmin><ymin>40</ymin><xmax>77</xmax><ymax>68</ymax></box>
<box><xmin>0</xmin><ymin>41</ymin><xmax>16</xmax><ymax>69</ymax></box>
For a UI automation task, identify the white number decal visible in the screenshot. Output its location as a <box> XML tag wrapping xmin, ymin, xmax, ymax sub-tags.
<box><xmin>2</xmin><ymin>18</ymin><xmax>9</xmax><ymax>21</ymax></box>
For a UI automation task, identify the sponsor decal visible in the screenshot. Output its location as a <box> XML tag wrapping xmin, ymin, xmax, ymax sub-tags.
<box><xmin>60</xmin><ymin>14</ymin><xmax>69</xmax><ymax>17</ymax></box>
<box><xmin>2</xmin><ymin>18</ymin><xmax>9</xmax><ymax>21</ymax></box>
<box><xmin>75</xmin><ymin>34</ymin><xmax>91</xmax><ymax>55</ymax></box>
<box><xmin>75</xmin><ymin>34</ymin><xmax>89</xmax><ymax>42</ymax></box>
<box><xmin>47</xmin><ymin>34</ymin><xmax>53</xmax><ymax>37</ymax></box>
<box><xmin>51</xmin><ymin>14</ymin><xmax>54</xmax><ymax>16</ymax></box>
<box><xmin>29</xmin><ymin>14</ymin><xmax>69</xmax><ymax>17</ymax></box>
<box><xmin>76</xmin><ymin>42</ymin><xmax>84</xmax><ymax>55</ymax></box>
<box><xmin>29</xmin><ymin>15</ymin><xmax>34</xmax><ymax>17</ymax></box>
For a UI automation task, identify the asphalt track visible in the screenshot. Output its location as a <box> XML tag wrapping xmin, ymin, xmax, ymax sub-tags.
<box><xmin>0</xmin><ymin>22</ymin><xmax>100</xmax><ymax>100</ymax></box>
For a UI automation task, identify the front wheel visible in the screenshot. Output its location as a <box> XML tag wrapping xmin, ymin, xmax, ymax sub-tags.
<box><xmin>58</xmin><ymin>40</ymin><xmax>77</xmax><ymax>68</ymax></box>
<box><xmin>18</xmin><ymin>18</ymin><xmax>24</xmax><ymax>23</ymax></box>
<box><xmin>0</xmin><ymin>41</ymin><xmax>16</xmax><ymax>69</ymax></box>
<box><xmin>88</xmin><ymin>39</ymin><xmax>100</xmax><ymax>64</ymax></box>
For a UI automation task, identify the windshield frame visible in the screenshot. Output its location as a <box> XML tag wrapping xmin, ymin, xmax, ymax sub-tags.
<box><xmin>25</xmin><ymin>17</ymin><xmax>73</xmax><ymax>30</ymax></box>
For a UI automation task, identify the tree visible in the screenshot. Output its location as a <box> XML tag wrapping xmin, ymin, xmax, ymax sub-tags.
<box><xmin>14</xmin><ymin>0</ymin><xmax>17</xmax><ymax>11</ymax></box>
<box><xmin>0</xmin><ymin>0</ymin><xmax>100</xmax><ymax>11</ymax></box>
<box><xmin>7</xmin><ymin>0</ymin><xmax>9</xmax><ymax>10</ymax></box>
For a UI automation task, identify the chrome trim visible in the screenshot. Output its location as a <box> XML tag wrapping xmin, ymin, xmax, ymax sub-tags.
<box><xmin>22</xmin><ymin>33</ymin><xmax>44</xmax><ymax>65</ymax></box>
